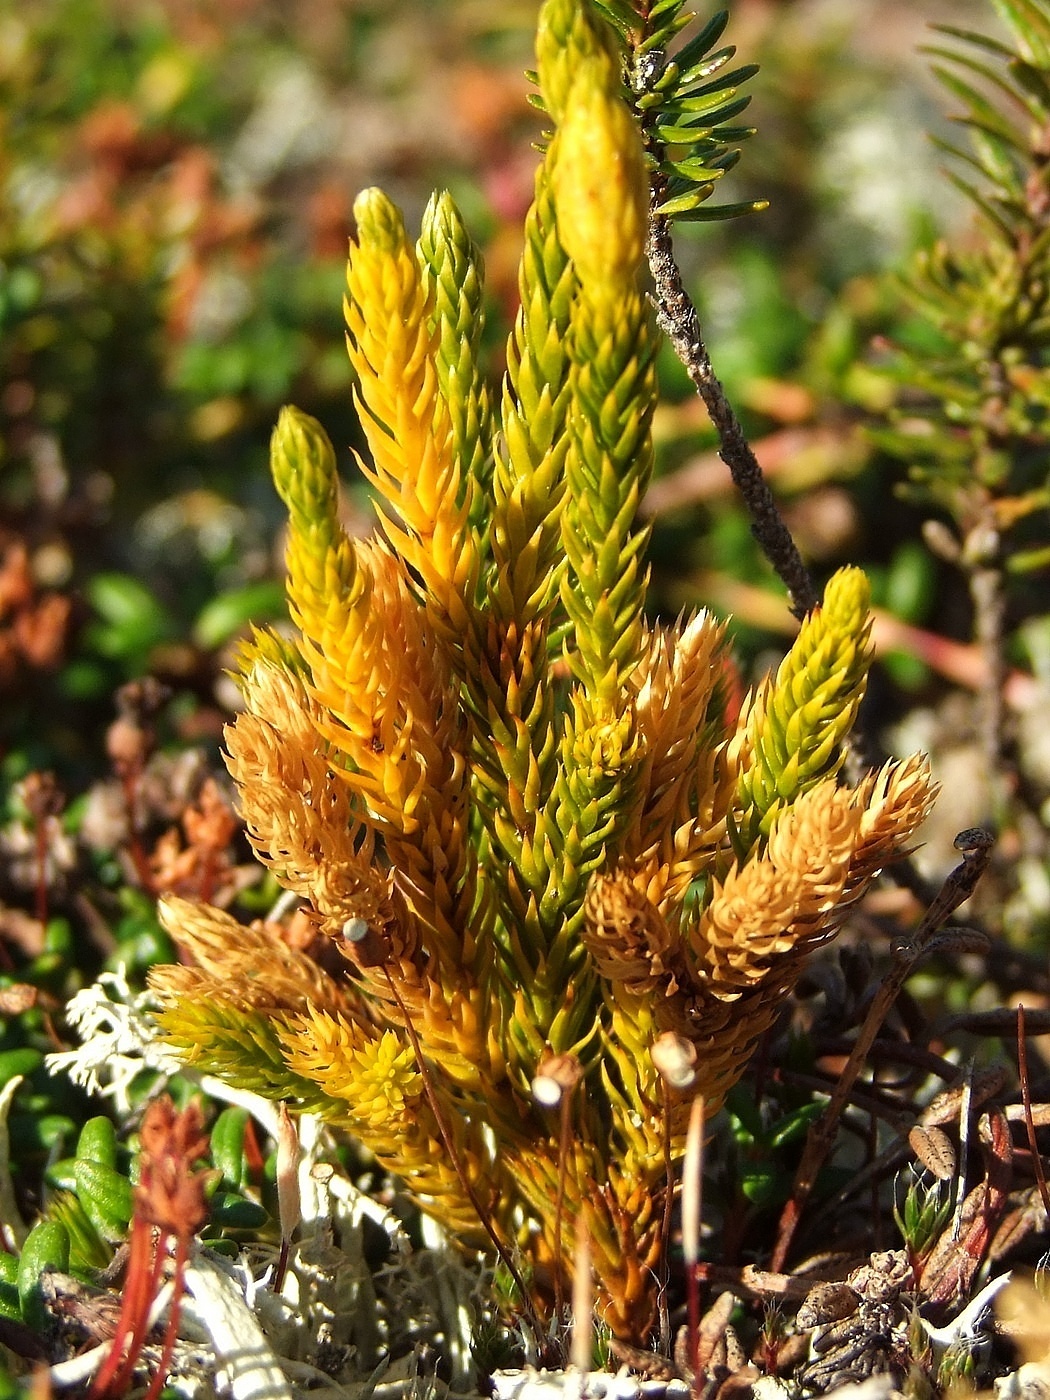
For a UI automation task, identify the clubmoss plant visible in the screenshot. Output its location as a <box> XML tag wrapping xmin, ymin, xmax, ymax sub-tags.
<box><xmin>149</xmin><ymin>0</ymin><xmax>936</xmax><ymax>1342</ymax></box>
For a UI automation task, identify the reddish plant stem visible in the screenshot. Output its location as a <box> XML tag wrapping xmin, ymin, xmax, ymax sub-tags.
<box><xmin>380</xmin><ymin>969</ymin><xmax>544</xmax><ymax>1341</ymax></box>
<box><xmin>683</xmin><ymin>1096</ymin><xmax>705</xmax><ymax>1394</ymax></box>
<box><xmin>552</xmin><ymin>1089</ymin><xmax>573</xmax><ymax>1328</ymax></box>
<box><xmin>141</xmin><ymin>1237</ymin><xmax>188</xmax><ymax>1400</ymax></box>
<box><xmin>1017</xmin><ymin>1004</ymin><xmax>1050</xmax><ymax>1219</ymax></box>
<box><xmin>88</xmin><ymin>1219</ymin><xmax>165</xmax><ymax>1400</ymax></box>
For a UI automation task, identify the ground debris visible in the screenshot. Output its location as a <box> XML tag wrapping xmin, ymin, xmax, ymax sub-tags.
<box><xmin>793</xmin><ymin>1252</ymin><xmax>918</xmax><ymax>1396</ymax></box>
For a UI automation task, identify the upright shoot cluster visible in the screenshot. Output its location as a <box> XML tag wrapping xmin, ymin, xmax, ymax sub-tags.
<box><xmin>874</xmin><ymin>2</ymin><xmax>1050</xmax><ymax>808</ymax></box>
<box><xmin>150</xmin><ymin>0</ymin><xmax>935</xmax><ymax>1340</ymax></box>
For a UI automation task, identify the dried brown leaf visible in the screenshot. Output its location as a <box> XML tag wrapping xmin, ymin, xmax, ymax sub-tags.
<box><xmin>0</xmin><ymin>984</ymin><xmax>37</xmax><ymax>1015</ymax></box>
<box><xmin>921</xmin><ymin>1108</ymin><xmax>1012</xmax><ymax>1309</ymax></box>
<box><xmin>908</xmin><ymin>1124</ymin><xmax>956</xmax><ymax>1180</ymax></box>
<box><xmin>696</xmin><ymin>1291</ymin><xmax>737</xmax><ymax>1373</ymax></box>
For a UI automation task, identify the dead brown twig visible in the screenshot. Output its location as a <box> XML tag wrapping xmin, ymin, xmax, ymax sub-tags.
<box><xmin>645</xmin><ymin>200</ymin><xmax>817</xmax><ymax>622</ymax></box>
<box><xmin>1016</xmin><ymin>1005</ymin><xmax>1050</xmax><ymax>1222</ymax></box>
<box><xmin>770</xmin><ymin>827</ymin><xmax>994</xmax><ymax>1272</ymax></box>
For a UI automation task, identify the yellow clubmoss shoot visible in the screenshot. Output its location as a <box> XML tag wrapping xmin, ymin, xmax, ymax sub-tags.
<box><xmin>148</xmin><ymin>3</ymin><xmax>941</xmax><ymax>1346</ymax></box>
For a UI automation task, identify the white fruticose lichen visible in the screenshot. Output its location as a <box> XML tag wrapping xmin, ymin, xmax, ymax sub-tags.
<box><xmin>0</xmin><ymin>1075</ymin><xmax>28</xmax><ymax>1249</ymax></box>
<box><xmin>45</xmin><ymin>966</ymin><xmax>182</xmax><ymax>1111</ymax></box>
<box><xmin>490</xmin><ymin>1372</ymin><xmax>691</xmax><ymax>1400</ymax></box>
<box><xmin>180</xmin><ymin>1249</ymin><xmax>297</xmax><ymax>1400</ymax></box>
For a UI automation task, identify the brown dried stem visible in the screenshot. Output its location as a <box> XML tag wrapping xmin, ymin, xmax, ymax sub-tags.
<box><xmin>1016</xmin><ymin>1004</ymin><xmax>1050</xmax><ymax>1221</ymax></box>
<box><xmin>381</xmin><ymin>969</ymin><xmax>545</xmax><ymax>1344</ymax></box>
<box><xmin>770</xmin><ymin>827</ymin><xmax>994</xmax><ymax>1272</ymax></box>
<box><xmin>645</xmin><ymin>196</ymin><xmax>817</xmax><ymax>621</ymax></box>
<box><xmin>683</xmin><ymin>1095</ymin><xmax>706</xmax><ymax>1393</ymax></box>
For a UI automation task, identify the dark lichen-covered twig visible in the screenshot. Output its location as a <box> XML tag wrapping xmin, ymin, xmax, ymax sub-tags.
<box><xmin>645</xmin><ymin>189</ymin><xmax>817</xmax><ymax>621</ymax></box>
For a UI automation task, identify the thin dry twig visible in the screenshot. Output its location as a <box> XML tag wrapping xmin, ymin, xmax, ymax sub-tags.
<box><xmin>381</xmin><ymin>969</ymin><xmax>547</xmax><ymax>1349</ymax></box>
<box><xmin>645</xmin><ymin>197</ymin><xmax>817</xmax><ymax>621</ymax></box>
<box><xmin>770</xmin><ymin>827</ymin><xmax>994</xmax><ymax>1272</ymax></box>
<box><xmin>644</xmin><ymin>197</ymin><xmax>885</xmax><ymax>802</ymax></box>
<box><xmin>811</xmin><ymin>1066</ymin><xmax>1007</xmax><ymax>1221</ymax></box>
<box><xmin>683</xmin><ymin>1095</ymin><xmax>706</xmax><ymax>1393</ymax></box>
<box><xmin>1016</xmin><ymin>1004</ymin><xmax>1050</xmax><ymax>1221</ymax></box>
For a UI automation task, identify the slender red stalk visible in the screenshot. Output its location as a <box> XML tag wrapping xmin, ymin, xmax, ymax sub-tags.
<box><xmin>141</xmin><ymin>1236</ymin><xmax>190</xmax><ymax>1400</ymax></box>
<box><xmin>89</xmin><ymin>1097</ymin><xmax>210</xmax><ymax>1400</ymax></box>
<box><xmin>552</xmin><ymin>1089</ymin><xmax>573</xmax><ymax>1326</ymax></box>
<box><xmin>381</xmin><ymin>969</ymin><xmax>543</xmax><ymax>1338</ymax></box>
<box><xmin>658</xmin><ymin>1084</ymin><xmax>674</xmax><ymax>1354</ymax></box>
<box><xmin>87</xmin><ymin>1217</ymin><xmax>161</xmax><ymax>1400</ymax></box>
<box><xmin>683</xmin><ymin>1095</ymin><xmax>705</xmax><ymax>1394</ymax></box>
<box><xmin>1017</xmin><ymin>1004</ymin><xmax>1050</xmax><ymax>1219</ymax></box>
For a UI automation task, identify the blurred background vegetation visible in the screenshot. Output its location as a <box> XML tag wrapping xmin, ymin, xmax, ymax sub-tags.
<box><xmin>0</xmin><ymin>0</ymin><xmax>998</xmax><ymax>781</ymax></box>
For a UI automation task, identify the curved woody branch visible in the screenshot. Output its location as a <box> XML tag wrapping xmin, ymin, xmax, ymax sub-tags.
<box><xmin>645</xmin><ymin>182</ymin><xmax>818</xmax><ymax>621</ymax></box>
